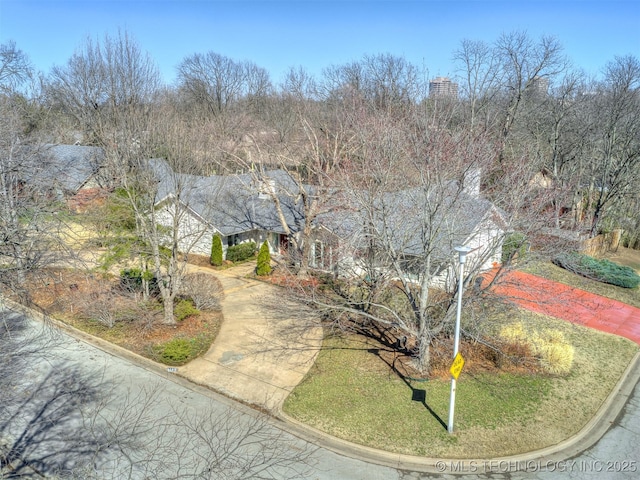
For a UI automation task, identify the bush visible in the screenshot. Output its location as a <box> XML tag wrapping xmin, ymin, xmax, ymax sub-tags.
<box><xmin>151</xmin><ymin>334</ymin><xmax>213</xmax><ymax>365</ymax></box>
<box><xmin>553</xmin><ymin>252</ymin><xmax>640</xmax><ymax>288</ymax></box>
<box><xmin>226</xmin><ymin>242</ymin><xmax>256</xmax><ymax>262</ymax></box>
<box><xmin>75</xmin><ymin>289</ymin><xmax>121</xmax><ymax>328</ymax></box>
<box><xmin>180</xmin><ymin>272</ymin><xmax>223</xmax><ymax>310</ymax></box>
<box><xmin>501</xmin><ymin>232</ymin><xmax>528</xmax><ymax>264</ymax></box>
<box><xmin>174</xmin><ymin>298</ymin><xmax>200</xmax><ymax>321</ymax></box>
<box><xmin>119</xmin><ymin>268</ymin><xmax>158</xmax><ymax>294</ymax></box>
<box><xmin>154</xmin><ymin>338</ymin><xmax>192</xmax><ymax>364</ymax></box>
<box><xmin>210</xmin><ymin>234</ymin><xmax>223</xmax><ymax>266</ymax></box>
<box><xmin>256</xmin><ymin>241</ymin><xmax>272</xmax><ymax>276</ymax></box>
<box><xmin>499</xmin><ymin>322</ymin><xmax>574</xmax><ymax>375</ymax></box>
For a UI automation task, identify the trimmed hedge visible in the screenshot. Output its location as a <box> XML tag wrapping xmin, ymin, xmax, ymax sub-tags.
<box><xmin>553</xmin><ymin>252</ymin><xmax>640</xmax><ymax>289</ymax></box>
<box><xmin>226</xmin><ymin>242</ymin><xmax>256</xmax><ymax>263</ymax></box>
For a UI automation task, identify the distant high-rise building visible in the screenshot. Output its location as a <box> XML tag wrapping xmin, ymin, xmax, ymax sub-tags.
<box><xmin>429</xmin><ymin>77</ymin><xmax>458</xmax><ymax>98</ymax></box>
<box><xmin>529</xmin><ymin>76</ymin><xmax>549</xmax><ymax>96</ymax></box>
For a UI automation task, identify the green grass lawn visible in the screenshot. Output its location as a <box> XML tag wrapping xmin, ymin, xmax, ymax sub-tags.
<box><xmin>524</xmin><ymin>248</ymin><xmax>640</xmax><ymax>308</ymax></box>
<box><xmin>283</xmin><ymin>310</ymin><xmax>638</xmax><ymax>458</ymax></box>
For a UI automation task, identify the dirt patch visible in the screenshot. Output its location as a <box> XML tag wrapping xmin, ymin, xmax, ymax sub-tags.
<box><xmin>603</xmin><ymin>246</ymin><xmax>640</xmax><ymax>273</ymax></box>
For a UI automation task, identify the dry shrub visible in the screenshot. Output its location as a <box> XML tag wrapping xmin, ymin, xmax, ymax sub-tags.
<box><xmin>499</xmin><ymin>322</ymin><xmax>574</xmax><ymax>375</ymax></box>
<box><xmin>73</xmin><ymin>287</ymin><xmax>161</xmax><ymax>329</ymax></box>
<box><xmin>538</xmin><ymin>341</ymin><xmax>574</xmax><ymax>375</ymax></box>
<box><xmin>180</xmin><ymin>272</ymin><xmax>224</xmax><ymax>311</ymax></box>
<box><xmin>74</xmin><ymin>288</ymin><xmax>121</xmax><ymax>328</ymax></box>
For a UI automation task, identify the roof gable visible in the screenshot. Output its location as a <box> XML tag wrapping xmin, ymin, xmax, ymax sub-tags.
<box><xmin>35</xmin><ymin>144</ymin><xmax>105</xmax><ymax>193</ymax></box>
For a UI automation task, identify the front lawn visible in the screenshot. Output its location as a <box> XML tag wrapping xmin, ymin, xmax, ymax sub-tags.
<box><xmin>524</xmin><ymin>247</ymin><xmax>640</xmax><ymax>308</ymax></box>
<box><xmin>283</xmin><ymin>309</ymin><xmax>638</xmax><ymax>458</ymax></box>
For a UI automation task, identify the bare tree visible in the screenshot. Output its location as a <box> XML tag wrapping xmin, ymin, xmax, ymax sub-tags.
<box><xmin>0</xmin><ymin>44</ymin><xmax>64</xmax><ymax>300</ymax></box>
<box><xmin>0</xmin><ymin>307</ymin><xmax>315</xmax><ymax>479</ymax></box>
<box><xmin>453</xmin><ymin>38</ymin><xmax>503</xmax><ymax>133</ymax></box>
<box><xmin>176</xmin><ymin>52</ymin><xmax>271</xmax><ymax>117</ymax></box>
<box><xmin>47</xmin><ymin>29</ymin><xmax>161</xmax><ymax>183</ymax></box>
<box><xmin>581</xmin><ymin>55</ymin><xmax>640</xmax><ymax>236</ymax></box>
<box><xmin>228</xmin><ymin>91</ymin><xmax>355</xmax><ymax>276</ymax></box>
<box><xmin>46</xmin><ymin>31</ymin><xmax>214</xmax><ymax>325</ymax></box>
<box><xmin>0</xmin><ymin>41</ymin><xmax>33</xmax><ymax>93</ymax></box>
<box><xmin>321</xmin><ymin>53</ymin><xmax>426</xmax><ymax>113</ymax></box>
<box><xmin>454</xmin><ymin>32</ymin><xmax>567</xmax><ymax>166</ymax></box>
<box><xmin>278</xmin><ymin>105</ymin><xmax>512</xmax><ymax>373</ymax></box>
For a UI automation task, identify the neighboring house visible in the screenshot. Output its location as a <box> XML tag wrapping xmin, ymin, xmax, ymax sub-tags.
<box><xmin>30</xmin><ymin>144</ymin><xmax>106</xmax><ymax>212</ymax></box>
<box><xmin>150</xmin><ymin>159</ymin><xmax>509</xmax><ymax>288</ymax></box>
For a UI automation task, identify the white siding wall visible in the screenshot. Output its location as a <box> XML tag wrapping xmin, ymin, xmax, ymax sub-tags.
<box><xmin>155</xmin><ymin>204</ymin><xmax>217</xmax><ymax>257</ymax></box>
<box><xmin>155</xmin><ymin>203</ymin><xmax>280</xmax><ymax>259</ymax></box>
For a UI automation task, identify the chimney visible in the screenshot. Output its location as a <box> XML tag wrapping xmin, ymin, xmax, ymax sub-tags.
<box><xmin>462</xmin><ymin>168</ymin><xmax>481</xmax><ymax>197</ymax></box>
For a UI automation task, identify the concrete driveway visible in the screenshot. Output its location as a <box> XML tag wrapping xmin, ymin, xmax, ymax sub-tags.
<box><xmin>178</xmin><ymin>263</ymin><xmax>323</xmax><ymax>413</ymax></box>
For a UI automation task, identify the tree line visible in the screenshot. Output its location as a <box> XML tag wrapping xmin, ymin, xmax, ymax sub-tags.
<box><xmin>3</xmin><ymin>30</ymin><xmax>638</xmax><ymax>239</ymax></box>
<box><xmin>1</xmin><ymin>30</ymin><xmax>639</xmax><ymax>373</ymax></box>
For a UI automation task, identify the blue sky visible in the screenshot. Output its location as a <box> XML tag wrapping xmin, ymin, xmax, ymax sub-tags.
<box><xmin>1</xmin><ymin>0</ymin><xmax>638</xmax><ymax>86</ymax></box>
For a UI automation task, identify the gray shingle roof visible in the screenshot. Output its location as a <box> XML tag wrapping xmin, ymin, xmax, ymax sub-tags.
<box><xmin>149</xmin><ymin>158</ymin><xmax>507</xmax><ymax>259</ymax></box>
<box><xmin>316</xmin><ymin>181</ymin><xmax>507</xmax><ymax>263</ymax></box>
<box><xmin>34</xmin><ymin>144</ymin><xmax>105</xmax><ymax>193</ymax></box>
<box><xmin>149</xmin><ymin>159</ymin><xmax>307</xmax><ymax>236</ymax></box>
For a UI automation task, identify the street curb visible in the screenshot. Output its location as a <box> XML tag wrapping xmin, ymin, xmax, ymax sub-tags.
<box><xmin>277</xmin><ymin>351</ymin><xmax>640</xmax><ymax>474</ymax></box>
<box><xmin>4</xmin><ymin>294</ymin><xmax>639</xmax><ymax>475</ymax></box>
<box><xmin>0</xmin><ymin>295</ymin><xmax>267</xmax><ymax>419</ymax></box>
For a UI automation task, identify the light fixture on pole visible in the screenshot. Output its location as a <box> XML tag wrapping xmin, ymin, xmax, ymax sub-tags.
<box><xmin>448</xmin><ymin>245</ymin><xmax>472</xmax><ymax>434</ymax></box>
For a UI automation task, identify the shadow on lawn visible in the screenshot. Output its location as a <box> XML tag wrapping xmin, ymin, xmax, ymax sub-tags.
<box><xmin>368</xmin><ymin>347</ymin><xmax>448</xmax><ymax>431</ymax></box>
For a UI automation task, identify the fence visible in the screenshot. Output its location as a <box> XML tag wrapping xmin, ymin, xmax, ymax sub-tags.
<box><xmin>580</xmin><ymin>229</ymin><xmax>623</xmax><ymax>256</ymax></box>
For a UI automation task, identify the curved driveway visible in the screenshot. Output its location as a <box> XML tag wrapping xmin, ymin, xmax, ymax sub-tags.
<box><xmin>4</xmin><ymin>289</ymin><xmax>639</xmax><ymax>478</ymax></box>
<box><xmin>175</xmin><ymin>264</ymin><xmax>640</xmax><ymax>477</ymax></box>
<box><xmin>179</xmin><ymin>263</ymin><xmax>324</xmax><ymax>413</ymax></box>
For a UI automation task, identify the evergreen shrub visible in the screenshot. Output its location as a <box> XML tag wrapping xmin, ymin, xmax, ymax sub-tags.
<box><xmin>226</xmin><ymin>242</ymin><xmax>256</xmax><ymax>262</ymax></box>
<box><xmin>119</xmin><ymin>268</ymin><xmax>158</xmax><ymax>294</ymax></box>
<box><xmin>210</xmin><ymin>235</ymin><xmax>223</xmax><ymax>266</ymax></box>
<box><xmin>501</xmin><ymin>232</ymin><xmax>528</xmax><ymax>264</ymax></box>
<box><xmin>256</xmin><ymin>241</ymin><xmax>272</xmax><ymax>276</ymax></box>
<box><xmin>154</xmin><ymin>338</ymin><xmax>192</xmax><ymax>364</ymax></box>
<box><xmin>174</xmin><ymin>298</ymin><xmax>200</xmax><ymax>321</ymax></box>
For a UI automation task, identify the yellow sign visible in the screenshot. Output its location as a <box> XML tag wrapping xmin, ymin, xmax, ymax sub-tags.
<box><xmin>450</xmin><ymin>352</ymin><xmax>465</xmax><ymax>380</ymax></box>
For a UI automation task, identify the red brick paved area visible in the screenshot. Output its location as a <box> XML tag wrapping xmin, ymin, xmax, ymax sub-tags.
<box><xmin>489</xmin><ymin>270</ymin><xmax>640</xmax><ymax>344</ymax></box>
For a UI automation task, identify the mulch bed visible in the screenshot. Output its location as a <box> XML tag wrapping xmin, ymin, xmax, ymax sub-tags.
<box><xmin>364</xmin><ymin>334</ymin><xmax>541</xmax><ymax>381</ymax></box>
<box><xmin>17</xmin><ymin>268</ymin><xmax>222</xmax><ymax>359</ymax></box>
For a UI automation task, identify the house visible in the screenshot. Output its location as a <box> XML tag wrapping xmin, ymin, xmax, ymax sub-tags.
<box><xmin>150</xmin><ymin>159</ymin><xmax>303</xmax><ymax>258</ymax></box>
<box><xmin>30</xmin><ymin>144</ymin><xmax>106</xmax><ymax>212</ymax></box>
<box><xmin>315</xmin><ymin>180</ymin><xmax>510</xmax><ymax>291</ymax></box>
<box><xmin>150</xmin><ymin>159</ymin><xmax>509</xmax><ymax>287</ymax></box>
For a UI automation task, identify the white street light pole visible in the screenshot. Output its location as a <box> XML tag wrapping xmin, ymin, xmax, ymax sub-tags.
<box><xmin>448</xmin><ymin>245</ymin><xmax>472</xmax><ymax>434</ymax></box>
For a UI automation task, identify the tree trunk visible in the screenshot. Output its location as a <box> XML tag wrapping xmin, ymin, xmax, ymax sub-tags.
<box><xmin>161</xmin><ymin>293</ymin><xmax>176</xmax><ymax>325</ymax></box>
<box><xmin>414</xmin><ymin>333</ymin><xmax>431</xmax><ymax>374</ymax></box>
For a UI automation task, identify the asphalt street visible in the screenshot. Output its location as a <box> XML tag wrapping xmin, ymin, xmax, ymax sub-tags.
<box><xmin>2</xmin><ymin>304</ymin><xmax>638</xmax><ymax>479</ymax></box>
